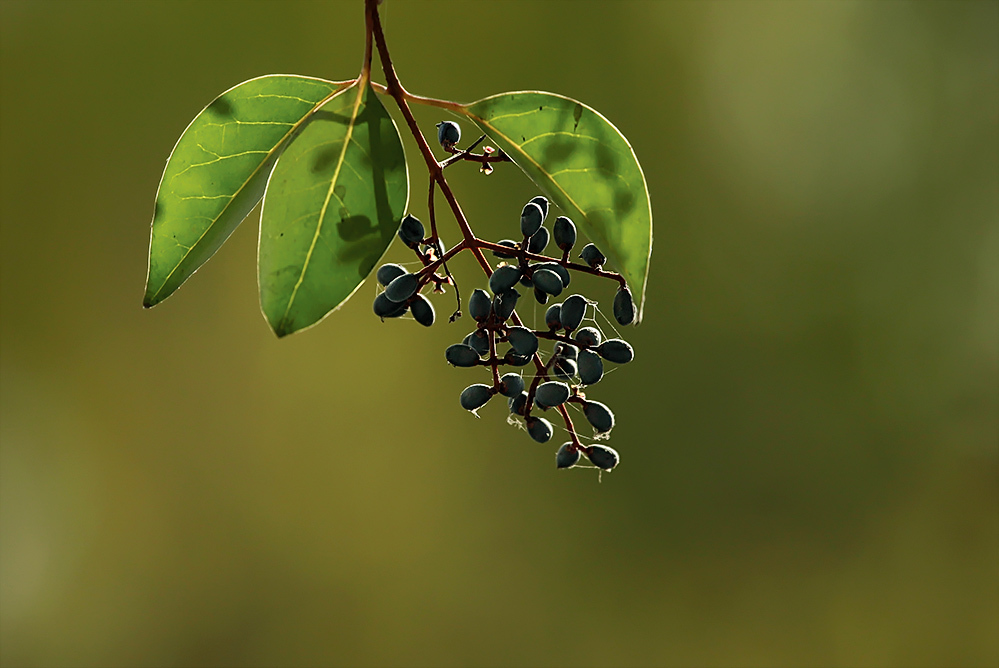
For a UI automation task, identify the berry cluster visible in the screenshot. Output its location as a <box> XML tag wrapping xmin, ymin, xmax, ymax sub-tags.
<box><xmin>371</xmin><ymin>122</ymin><xmax>637</xmax><ymax>473</ymax></box>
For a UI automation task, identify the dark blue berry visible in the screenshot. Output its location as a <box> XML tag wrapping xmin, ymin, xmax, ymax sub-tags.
<box><xmin>579</xmin><ymin>243</ymin><xmax>606</xmax><ymax>268</ymax></box>
<box><xmin>489</xmin><ymin>265</ymin><xmax>522</xmax><ymax>294</ymax></box>
<box><xmin>545</xmin><ymin>304</ymin><xmax>562</xmax><ymax>330</ymax></box>
<box><xmin>469</xmin><ymin>289</ymin><xmax>492</xmax><ymax>323</ymax></box>
<box><xmin>507</xmin><ymin>326</ymin><xmax>539</xmax><ymax>357</ymax></box>
<box><xmin>532</xmin><ymin>268</ymin><xmax>563</xmax><ymax>296</ymax></box>
<box><xmin>373</xmin><ymin>292</ymin><xmax>408</xmax><ymax>319</ymax></box>
<box><xmin>613</xmin><ymin>286</ymin><xmax>635</xmax><ymax>326</ymax></box>
<box><xmin>597</xmin><ymin>339</ymin><xmax>634</xmax><ymax>364</ymax></box>
<box><xmin>559</xmin><ymin>294</ymin><xmax>587</xmax><ymax>331</ymax></box>
<box><xmin>574</xmin><ymin>327</ymin><xmax>601</xmax><ymax>348</ymax></box>
<box><xmin>526</xmin><ymin>416</ymin><xmax>553</xmax><ymax>443</ymax></box>
<box><xmin>528</xmin><ymin>226</ymin><xmax>549</xmax><ymax>254</ymax></box>
<box><xmin>460</xmin><ymin>384</ymin><xmax>493</xmax><ymax>411</ymax></box>
<box><xmin>586</xmin><ymin>444</ymin><xmax>619</xmax><ymax>470</ymax></box>
<box><xmin>521</xmin><ymin>202</ymin><xmax>544</xmax><ymax>237</ymax></box>
<box><xmin>529</xmin><ymin>196</ymin><xmax>549</xmax><ymax>221</ymax></box>
<box><xmin>492</xmin><ymin>240</ymin><xmax>518</xmax><ymax>259</ymax></box>
<box><xmin>385</xmin><ymin>272</ymin><xmax>419</xmax><ymax>303</ymax></box>
<box><xmin>445</xmin><ymin>343</ymin><xmax>480</xmax><ymax>367</ymax></box>
<box><xmin>398</xmin><ymin>214</ymin><xmax>425</xmax><ymax>248</ymax></box>
<box><xmin>553</xmin><ymin>216</ymin><xmax>576</xmax><ymax>251</ymax></box>
<box><xmin>583</xmin><ymin>400</ymin><xmax>615</xmax><ymax>434</ymax></box>
<box><xmin>436</xmin><ymin>120</ymin><xmax>460</xmax><ymax>149</ymax></box>
<box><xmin>535</xmin><ymin>381</ymin><xmax>570</xmax><ymax>408</ymax></box>
<box><xmin>463</xmin><ymin>329</ymin><xmax>489</xmax><ymax>356</ymax></box>
<box><xmin>411</xmin><ymin>294</ymin><xmax>435</xmax><ymax>327</ymax></box>
<box><xmin>577</xmin><ymin>349</ymin><xmax>604</xmax><ymax>385</ymax></box>
<box><xmin>493</xmin><ymin>288</ymin><xmax>520</xmax><ymax>322</ymax></box>
<box><xmin>499</xmin><ymin>373</ymin><xmax>525</xmax><ymax>398</ymax></box>
<box><xmin>376</xmin><ymin>263</ymin><xmax>406</xmax><ymax>286</ymax></box>
<box><xmin>556</xmin><ymin>442</ymin><xmax>580</xmax><ymax>469</ymax></box>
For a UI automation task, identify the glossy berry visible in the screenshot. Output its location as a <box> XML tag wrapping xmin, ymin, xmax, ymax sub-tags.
<box><xmin>613</xmin><ymin>286</ymin><xmax>636</xmax><ymax>326</ymax></box>
<box><xmin>492</xmin><ymin>240</ymin><xmax>518</xmax><ymax>259</ymax></box>
<box><xmin>509</xmin><ymin>391</ymin><xmax>528</xmax><ymax>416</ymax></box>
<box><xmin>553</xmin><ymin>216</ymin><xmax>576</xmax><ymax>251</ymax></box>
<box><xmin>577</xmin><ymin>349</ymin><xmax>604</xmax><ymax>385</ymax></box>
<box><xmin>493</xmin><ymin>288</ymin><xmax>520</xmax><ymax>322</ymax></box>
<box><xmin>556</xmin><ymin>442</ymin><xmax>580</xmax><ymax>469</ymax></box>
<box><xmin>398</xmin><ymin>214</ymin><xmax>424</xmax><ymax>248</ymax></box>
<box><xmin>535</xmin><ymin>381</ymin><xmax>570</xmax><ymax>408</ymax></box>
<box><xmin>376</xmin><ymin>263</ymin><xmax>406</xmax><ymax>287</ymax></box>
<box><xmin>544</xmin><ymin>304</ymin><xmax>563</xmax><ymax>330</ymax></box>
<box><xmin>385</xmin><ymin>272</ymin><xmax>419</xmax><ymax>303</ymax></box>
<box><xmin>532</xmin><ymin>268</ymin><xmax>563</xmax><ymax>296</ymax></box>
<box><xmin>373</xmin><ymin>292</ymin><xmax>408</xmax><ymax>319</ymax></box>
<box><xmin>574</xmin><ymin>326</ymin><xmax>602</xmax><ymax>348</ymax></box>
<box><xmin>529</xmin><ymin>196</ymin><xmax>549</xmax><ymax>221</ymax></box>
<box><xmin>552</xmin><ymin>357</ymin><xmax>577</xmax><ymax>380</ymax></box>
<box><xmin>560</xmin><ymin>294</ymin><xmax>587</xmax><ymax>331</ymax></box>
<box><xmin>534</xmin><ymin>261</ymin><xmax>570</xmax><ymax>288</ymax></box>
<box><xmin>520</xmin><ymin>202</ymin><xmax>544</xmax><ymax>237</ymax></box>
<box><xmin>534</xmin><ymin>287</ymin><xmax>549</xmax><ymax>305</ymax></box>
<box><xmin>499</xmin><ymin>373</ymin><xmax>525</xmax><ymax>398</ymax></box>
<box><xmin>469</xmin><ymin>289</ymin><xmax>492</xmax><ymax>322</ymax></box>
<box><xmin>445</xmin><ymin>343</ymin><xmax>480</xmax><ymax>367</ymax></box>
<box><xmin>597</xmin><ymin>339</ymin><xmax>634</xmax><ymax>364</ymax></box>
<box><xmin>583</xmin><ymin>400</ymin><xmax>615</xmax><ymax>434</ymax></box>
<box><xmin>528</xmin><ymin>226</ymin><xmax>549</xmax><ymax>254</ymax></box>
<box><xmin>579</xmin><ymin>243</ymin><xmax>606</xmax><ymax>268</ymax></box>
<box><xmin>553</xmin><ymin>341</ymin><xmax>578</xmax><ymax>361</ymax></box>
<box><xmin>463</xmin><ymin>329</ymin><xmax>489</xmax><ymax>356</ymax></box>
<box><xmin>411</xmin><ymin>294</ymin><xmax>435</xmax><ymax>327</ymax></box>
<box><xmin>507</xmin><ymin>326</ymin><xmax>539</xmax><ymax>356</ymax></box>
<box><xmin>526</xmin><ymin>416</ymin><xmax>554</xmax><ymax>443</ymax></box>
<box><xmin>503</xmin><ymin>348</ymin><xmax>531</xmax><ymax>367</ymax></box>
<box><xmin>586</xmin><ymin>444</ymin><xmax>619</xmax><ymax>471</ymax></box>
<box><xmin>489</xmin><ymin>265</ymin><xmax>522</xmax><ymax>294</ymax></box>
<box><xmin>460</xmin><ymin>384</ymin><xmax>493</xmax><ymax>411</ymax></box>
<box><xmin>436</xmin><ymin>120</ymin><xmax>460</xmax><ymax>149</ymax></box>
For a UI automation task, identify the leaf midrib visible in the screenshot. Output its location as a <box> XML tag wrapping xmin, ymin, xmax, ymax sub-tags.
<box><xmin>276</xmin><ymin>83</ymin><xmax>365</xmax><ymax>333</ymax></box>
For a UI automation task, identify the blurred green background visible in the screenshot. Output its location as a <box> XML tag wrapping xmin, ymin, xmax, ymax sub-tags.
<box><xmin>1</xmin><ymin>1</ymin><xmax>996</xmax><ymax>666</ymax></box>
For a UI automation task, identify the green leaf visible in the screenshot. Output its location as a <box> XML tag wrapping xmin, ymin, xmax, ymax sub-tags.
<box><xmin>460</xmin><ymin>92</ymin><xmax>653</xmax><ymax>322</ymax></box>
<box><xmin>258</xmin><ymin>82</ymin><xmax>408</xmax><ymax>337</ymax></box>
<box><xmin>144</xmin><ymin>75</ymin><xmax>349</xmax><ymax>308</ymax></box>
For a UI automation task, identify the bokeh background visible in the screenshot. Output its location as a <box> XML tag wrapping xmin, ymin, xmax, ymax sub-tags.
<box><xmin>1</xmin><ymin>1</ymin><xmax>996</xmax><ymax>666</ymax></box>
